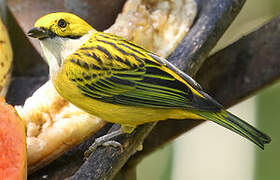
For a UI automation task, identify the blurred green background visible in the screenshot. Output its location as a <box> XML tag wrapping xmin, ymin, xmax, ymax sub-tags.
<box><xmin>137</xmin><ymin>0</ymin><xmax>280</xmax><ymax>179</ymax></box>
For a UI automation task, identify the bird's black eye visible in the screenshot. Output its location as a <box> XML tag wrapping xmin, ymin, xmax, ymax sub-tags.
<box><xmin>58</xmin><ymin>19</ymin><xmax>67</xmax><ymax>28</ymax></box>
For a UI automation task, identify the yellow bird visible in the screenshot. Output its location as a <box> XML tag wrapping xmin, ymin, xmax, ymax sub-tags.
<box><xmin>28</xmin><ymin>12</ymin><xmax>270</xmax><ymax>154</ymax></box>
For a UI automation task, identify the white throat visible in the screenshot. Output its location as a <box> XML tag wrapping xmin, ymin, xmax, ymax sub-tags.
<box><xmin>39</xmin><ymin>30</ymin><xmax>93</xmax><ymax>79</ymax></box>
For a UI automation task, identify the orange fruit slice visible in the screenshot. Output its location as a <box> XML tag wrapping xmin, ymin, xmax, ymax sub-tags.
<box><xmin>0</xmin><ymin>97</ymin><xmax>27</xmax><ymax>180</ymax></box>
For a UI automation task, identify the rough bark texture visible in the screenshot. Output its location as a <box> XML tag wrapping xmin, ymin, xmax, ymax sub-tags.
<box><xmin>168</xmin><ymin>0</ymin><xmax>246</xmax><ymax>75</ymax></box>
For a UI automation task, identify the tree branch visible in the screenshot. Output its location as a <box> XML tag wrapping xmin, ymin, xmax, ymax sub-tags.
<box><xmin>168</xmin><ymin>0</ymin><xmax>246</xmax><ymax>75</ymax></box>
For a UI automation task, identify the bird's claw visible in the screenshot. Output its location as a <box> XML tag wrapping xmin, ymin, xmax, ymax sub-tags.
<box><xmin>103</xmin><ymin>140</ymin><xmax>123</xmax><ymax>152</ymax></box>
<box><xmin>84</xmin><ymin>140</ymin><xmax>123</xmax><ymax>159</ymax></box>
<box><xmin>84</xmin><ymin>128</ymin><xmax>124</xmax><ymax>159</ymax></box>
<box><xmin>84</xmin><ymin>141</ymin><xmax>100</xmax><ymax>158</ymax></box>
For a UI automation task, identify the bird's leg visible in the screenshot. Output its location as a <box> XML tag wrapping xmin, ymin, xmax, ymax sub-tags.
<box><xmin>84</xmin><ymin>128</ymin><xmax>124</xmax><ymax>158</ymax></box>
<box><xmin>121</xmin><ymin>124</ymin><xmax>136</xmax><ymax>134</ymax></box>
<box><xmin>84</xmin><ymin>125</ymin><xmax>136</xmax><ymax>158</ymax></box>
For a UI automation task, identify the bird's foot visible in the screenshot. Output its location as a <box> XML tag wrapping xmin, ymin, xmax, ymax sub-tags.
<box><xmin>103</xmin><ymin>140</ymin><xmax>123</xmax><ymax>151</ymax></box>
<box><xmin>84</xmin><ymin>128</ymin><xmax>124</xmax><ymax>158</ymax></box>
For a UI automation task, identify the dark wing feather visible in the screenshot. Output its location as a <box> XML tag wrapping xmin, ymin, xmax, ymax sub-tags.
<box><xmin>64</xmin><ymin>33</ymin><xmax>221</xmax><ymax>111</ymax></box>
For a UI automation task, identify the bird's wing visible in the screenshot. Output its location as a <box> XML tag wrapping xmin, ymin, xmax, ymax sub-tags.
<box><xmin>63</xmin><ymin>33</ymin><xmax>220</xmax><ymax>111</ymax></box>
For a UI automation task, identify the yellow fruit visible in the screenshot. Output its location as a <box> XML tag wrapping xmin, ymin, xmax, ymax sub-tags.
<box><xmin>0</xmin><ymin>17</ymin><xmax>13</xmax><ymax>97</ymax></box>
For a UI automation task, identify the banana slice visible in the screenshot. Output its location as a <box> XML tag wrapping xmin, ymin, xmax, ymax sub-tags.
<box><xmin>106</xmin><ymin>0</ymin><xmax>197</xmax><ymax>57</ymax></box>
<box><xmin>17</xmin><ymin>0</ymin><xmax>197</xmax><ymax>172</ymax></box>
<box><xmin>15</xmin><ymin>81</ymin><xmax>106</xmax><ymax>173</ymax></box>
<box><xmin>0</xmin><ymin>17</ymin><xmax>13</xmax><ymax>97</ymax></box>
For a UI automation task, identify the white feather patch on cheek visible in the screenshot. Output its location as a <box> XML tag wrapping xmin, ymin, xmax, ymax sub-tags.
<box><xmin>40</xmin><ymin>40</ymin><xmax>60</xmax><ymax>80</ymax></box>
<box><xmin>39</xmin><ymin>30</ymin><xmax>93</xmax><ymax>80</ymax></box>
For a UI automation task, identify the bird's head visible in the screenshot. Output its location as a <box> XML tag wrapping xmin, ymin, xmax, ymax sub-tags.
<box><xmin>28</xmin><ymin>12</ymin><xmax>95</xmax><ymax>76</ymax></box>
<box><xmin>28</xmin><ymin>12</ymin><xmax>93</xmax><ymax>40</ymax></box>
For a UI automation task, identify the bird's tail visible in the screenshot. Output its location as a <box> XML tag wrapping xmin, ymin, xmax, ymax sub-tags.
<box><xmin>194</xmin><ymin>110</ymin><xmax>271</xmax><ymax>149</ymax></box>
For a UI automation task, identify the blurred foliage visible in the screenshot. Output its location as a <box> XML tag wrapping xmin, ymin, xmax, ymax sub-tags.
<box><xmin>137</xmin><ymin>144</ymin><xmax>173</xmax><ymax>180</ymax></box>
<box><xmin>255</xmin><ymin>83</ymin><xmax>280</xmax><ymax>180</ymax></box>
<box><xmin>212</xmin><ymin>0</ymin><xmax>280</xmax><ymax>54</ymax></box>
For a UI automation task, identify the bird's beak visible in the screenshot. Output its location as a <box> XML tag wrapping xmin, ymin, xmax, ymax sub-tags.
<box><xmin>27</xmin><ymin>27</ymin><xmax>53</xmax><ymax>39</ymax></box>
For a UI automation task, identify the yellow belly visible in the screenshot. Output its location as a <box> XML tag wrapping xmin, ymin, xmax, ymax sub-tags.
<box><xmin>53</xmin><ymin>71</ymin><xmax>203</xmax><ymax>126</ymax></box>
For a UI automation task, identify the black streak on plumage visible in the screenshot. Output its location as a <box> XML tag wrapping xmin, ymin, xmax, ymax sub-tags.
<box><xmin>96</xmin><ymin>46</ymin><xmax>113</xmax><ymax>59</ymax></box>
